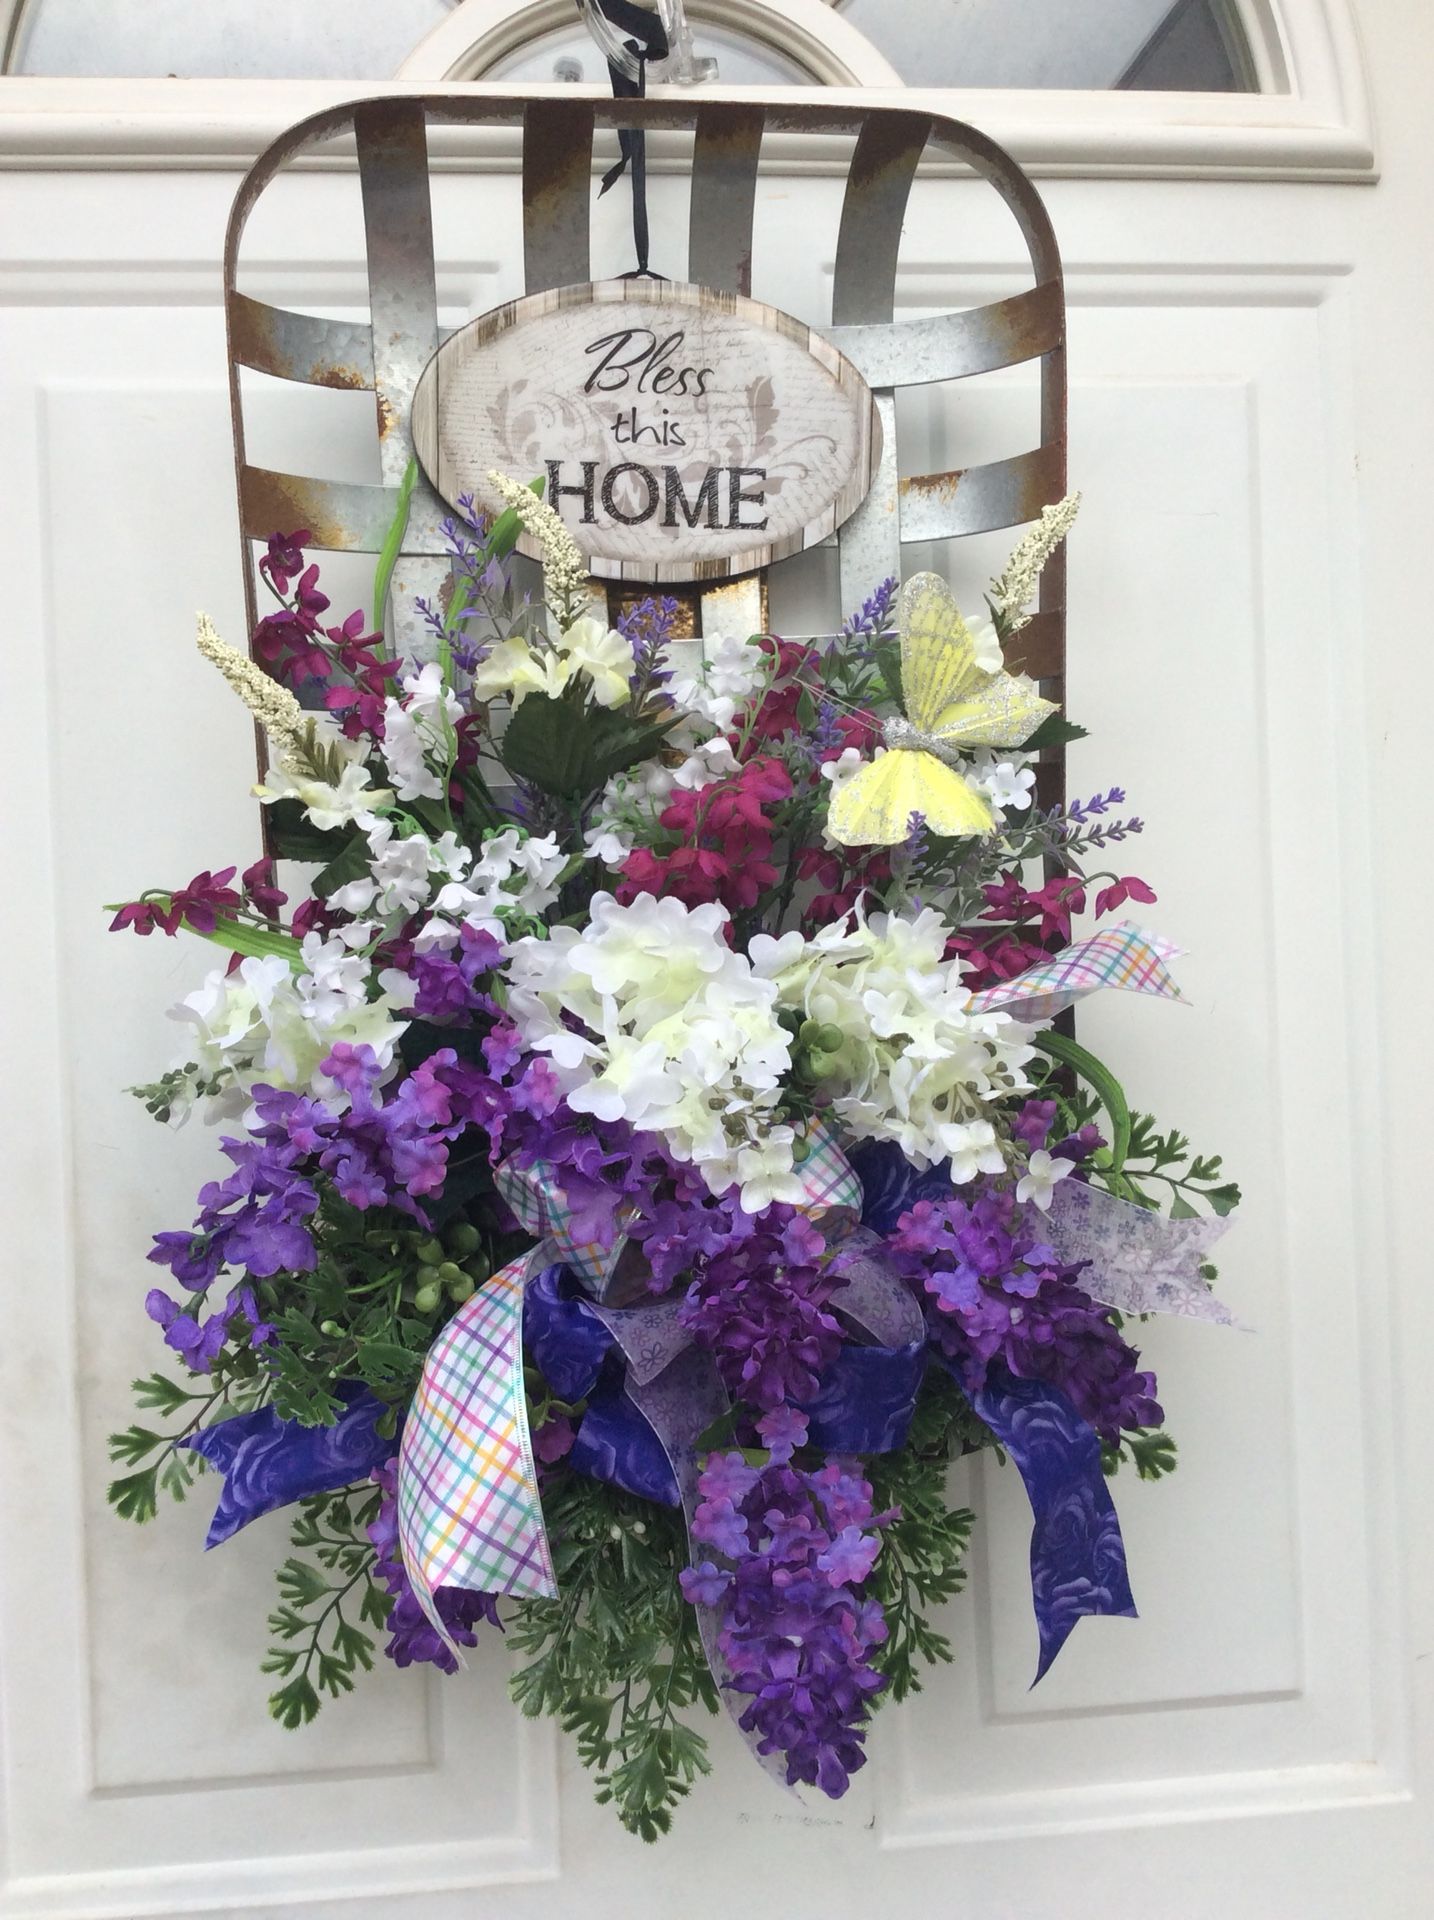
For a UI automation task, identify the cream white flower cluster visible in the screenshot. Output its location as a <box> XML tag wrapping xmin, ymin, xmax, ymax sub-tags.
<box><xmin>504</xmin><ymin>892</ymin><xmax>801</xmax><ymax>1211</ymax></box>
<box><xmin>750</xmin><ymin>908</ymin><xmax>1036</xmax><ymax>1175</ymax></box>
<box><xmin>469</xmin><ymin>614</ymin><xmax>635</xmax><ymax>712</ymax></box>
<box><xmin>170</xmin><ymin>945</ymin><xmax>414</xmax><ymax>1123</ymax></box>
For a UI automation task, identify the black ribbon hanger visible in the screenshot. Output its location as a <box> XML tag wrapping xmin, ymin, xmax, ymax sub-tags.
<box><xmin>586</xmin><ymin>0</ymin><xmax>671</xmax><ymax>277</ymax></box>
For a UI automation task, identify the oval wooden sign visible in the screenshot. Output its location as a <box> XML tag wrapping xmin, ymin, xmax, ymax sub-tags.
<box><xmin>410</xmin><ymin>279</ymin><xmax>882</xmax><ymax>585</ymax></box>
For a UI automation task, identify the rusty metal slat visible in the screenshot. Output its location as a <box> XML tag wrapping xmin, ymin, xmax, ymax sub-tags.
<box><xmin>1001</xmin><ymin>607</ymin><xmax>1062</xmax><ymax>682</ymax></box>
<box><xmin>688</xmin><ymin>105</ymin><xmax>764</xmax><ymax>296</ymax></box>
<box><xmin>832</xmin><ymin>111</ymin><xmax>932</xmax><ymax>327</ymax></box>
<box><xmin>839</xmin><ymin>389</ymin><xmax>900</xmax><ymax>614</ymax></box>
<box><xmin>827</xmin><ymin>282</ymin><xmax>1063</xmax><ymax>390</ymax></box>
<box><xmin>239</xmin><ymin>468</ymin><xmax>443</xmax><ymax>554</ymax></box>
<box><xmin>228</xmin><ymin>293</ymin><xmax>375</xmax><ymax>389</ymax></box>
<box><xmin>899</xmin><ymin>445</ymin><xmax>1066</xmax><ymax>543</ymax></box>
<box><xmin>355</xmin><ymin>100</ymin><xmax>438</xmax><ymax>489</ymax></box>
<box><xmin>523</xmin><ymin>100</ymin><xmax>595</xmax><ymax>293</ymax></box>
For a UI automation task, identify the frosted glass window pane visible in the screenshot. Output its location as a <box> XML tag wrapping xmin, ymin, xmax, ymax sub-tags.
<box><xmin>833</xmin><ymin>0</ymin><xmax>1254</xmax><ymax>91</ymax></box>
<box><xmin>9</xmin><ymin>0</ymin><xmax>1256</xmax><ymax>89</ymax></box>
<box><xmin>11</xmin><ymin>0</ymin><xmax>452</xmax><ymax>78</ymax></box>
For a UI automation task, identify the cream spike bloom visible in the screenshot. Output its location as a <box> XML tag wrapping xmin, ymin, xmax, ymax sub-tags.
<box><xmin>195</xmin><ymin>613</ymin><xmax>308</xmax><ymax>771</ymax></box>
<box><xmin>989</xmin><ymin>493</ymin><xmax>1081</xmax><ymax>633</ymax></box>
<box><xmin>487</xmin><ymin>470</ymin><xmax>590</xmax><ymax>627</ymax></box>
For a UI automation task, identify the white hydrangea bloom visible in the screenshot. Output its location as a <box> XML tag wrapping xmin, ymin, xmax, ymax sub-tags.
<box><xmin>504</xmin><ymin>892</ymin><xmax>794</xmax><ymax>1205</ymax></box>
<box><xmin>170</xmin><ymin>951</ymin><xmax>413</xmax><ymax>1121</ymax></box>
<box><xmin>749</xmin><ymin>906</ymin><xmax>1034</xmax><ymax>1173</ymax></box>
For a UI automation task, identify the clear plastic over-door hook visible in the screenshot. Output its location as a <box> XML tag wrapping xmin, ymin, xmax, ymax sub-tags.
<box><xmin>575</xmin><ymin>0</ymin><xmax>718</xmax><ymax>84</ymax></box>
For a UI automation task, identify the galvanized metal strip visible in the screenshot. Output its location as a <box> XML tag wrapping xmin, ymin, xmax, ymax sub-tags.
<box><xmin>840</xmin><ymin>389</ymin><xmax>900</xmax><ymax>614</ymax></box>
<box><xmin>827</xmin><ymin>282</ymin><xmax>1063</xmax><ymax>390</ymax></box>
<box><xmin>699</xmin><ymin>575</ymin><xmax>765</xmax><ymax>646</ymax></box>
<box><xmin>239</xmin><ymin>467</ymin><xmax>444</xmax><ymax>555</ymax></box>
<box><xmin>523</xmin><ymin>99</ymin><xmax>595</xmax><ymax>294</ymax></box>
<box><xmin>355</xmin><ymin>100</ymin><xmax>438</xmax><ymax>486</ymax></box>
<box><xmin>832</xmin><ymin>111</ymin><xmax>932</xmax><ymax>327</ymax></box>
<box><xmin>899</xmin><ymin>446</ymin><xmax>1066</xmax><ymax>543</ymax></box>
<box><xmin>229</xmin><ymin>294</ymin><xmax>376</xmax><ymax>390</ymax></box>
<box><xmin>688</xmin><ymin>104</ymin><xmax>764</xmax><ymax>295</ymax></box>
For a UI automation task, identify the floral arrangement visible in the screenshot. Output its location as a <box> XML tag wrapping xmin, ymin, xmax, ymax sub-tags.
<box><xmin>108</xmin><ymin>471</ymin><xmax>1239</xmax><ymax>1839</ymax></box>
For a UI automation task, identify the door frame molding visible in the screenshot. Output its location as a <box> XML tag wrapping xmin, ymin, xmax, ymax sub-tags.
<box><xmin>0</xmin><ymin>0</ymin><xmax>1376</xmax><ymax>180</ymax></box>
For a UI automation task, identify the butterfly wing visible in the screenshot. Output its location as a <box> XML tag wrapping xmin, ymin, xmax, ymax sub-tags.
<box><xmin>898</xmin><ymin>572</ymin><xmax>982</xmax><ymax>733</ymax></box>
<box><xmin>827</xmin><ymin>749</ymin><xmax>993</xmax><ymax>848</ymax></box>
<box><xmin>900</xmin><ymin>570</ymin><xmax>1057</xmax><ymax>748</ymax></box>
<box><xmin>930</xmin><ymin>676</ymin><xmax>1057</xmax><ymax>751</ymax></box>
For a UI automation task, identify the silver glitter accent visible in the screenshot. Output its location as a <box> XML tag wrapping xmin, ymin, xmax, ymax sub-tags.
<box><xmin>883</xmin><ymin>713</ymin><xmax>965</xmax><ymax>765</ymax></box>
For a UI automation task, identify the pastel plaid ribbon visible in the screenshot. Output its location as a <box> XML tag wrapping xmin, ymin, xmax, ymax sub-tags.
<box><xmin>493</xmin><ymin>1156</ymin><xmax>625</xmax><ymax>1293</ymax></box>
<box><xmin>968</xmin><ymin>921</ymin><xmax>1184</xmax><ymax>1025</ymax></box>
<box><xmin>792</xmin><ymin>1118</ymin><xmax>863</xmax><ymax>1215</ymax></box>
<box><xmin>397</xmin><ymin>1248</ymin><xmax>557</xmax><ymax>1657</ymax></box>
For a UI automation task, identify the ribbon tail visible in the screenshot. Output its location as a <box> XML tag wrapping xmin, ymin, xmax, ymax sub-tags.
<box><xmin>397</xmin><ymin>1247</ymin><xmax>557</xmax><ymax>1663</ymax></box>
<box><xmin>969</xmin><ymin>920</ymin><xmax>1185</xmax><ymax>1024</ymax></box>
<box><xmin>943</xmin><ymin>1359</ymin><xmax>1136</xmax><ymax>1683</ymax></box>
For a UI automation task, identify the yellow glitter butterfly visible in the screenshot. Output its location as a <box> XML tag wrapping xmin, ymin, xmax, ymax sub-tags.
<box><xmin>827</xmin><ymin>572</ymin><xmax>1057</xmax><ymax>847</ymax></box>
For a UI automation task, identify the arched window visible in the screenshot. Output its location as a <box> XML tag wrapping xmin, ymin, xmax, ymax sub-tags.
<box><xmin>4</xmin><ymin>0</ymin><xmax>1260</xmax><ymax>90</ymax></box>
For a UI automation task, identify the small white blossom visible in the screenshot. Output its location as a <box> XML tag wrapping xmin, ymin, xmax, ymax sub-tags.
<box><xmin>968</xmin><ymin>750</ymin><xmax>1037</xmax><ymax>815</ymax></box>
<box><xmin>584</xmin><ymin>822</ymin><xmax>633</xmax><ymax>867</ymax></box>
<box><xmin>380</xmin><ymin>662</ymin><xmax>463</xmax><ymax>802</ymax></box>
<box><xmin>1015</xmin><ymin>1148</ymin><xmax>1075</xmax><ymax>1210</ymax></box>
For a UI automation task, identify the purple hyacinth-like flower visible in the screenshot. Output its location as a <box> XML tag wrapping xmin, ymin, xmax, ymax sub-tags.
<box><xmin>839</xmin><ymin>575</ymin><xmax>898</xmax><ymax>655</ymax></box>
<box><xmin>678</xmin><ymin>1207</ymin><xmax>844</xmax><ymax>1409</ymax></box>
<box><xmin>367</xmin><ymin>1461</ymin><xmax>500</xmax><ymax>1673</ymax></box>
<box><xmin>684</xmin><ymin>1447</ymin><xmax>891</xmax><ymax>1798</ymax></box>
<box><xmin>886</xmin><ymin>1182</ymin><xmax>1163</xmax><ymax>1444</ymax></box>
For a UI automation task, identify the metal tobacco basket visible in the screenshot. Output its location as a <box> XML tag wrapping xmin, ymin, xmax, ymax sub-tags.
<box><xmin>223</xmin><ymin>92</ymin><xmax>1068</xmax><ymax>793</ymax></box>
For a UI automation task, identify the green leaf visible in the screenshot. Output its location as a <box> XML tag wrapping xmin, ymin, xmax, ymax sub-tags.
<box><xmin>1033</xmin><ymin>1029</ymin><xmax>1132</xmax><ymax>1174</ymax></box>
<box><xmin>1169</xmin><ymin>1192</ymin><xmax>1199</xmax><ymax>1220</ymax></box>
<box><xmin>277</xmin><ymin>1558</ymin><xmax>333</xmax><ymax>1609</ymax></box>
<box><xmin>268</xmin><ymin>1675</ymin><xmax>322</xmax><ymax>1729</ymax></box>
<box><xmin>107</xmin><ymin>1467</ymin><xmax>159</xmax><ymax>1524</ymax></box>
<box><xmin>1020</xmin><ymin>713</ymin><xmax>1088</xmax><ymax>752</ymax></box>
<box><xmin>263</xmin><ymin>798</ymin><xmax>355</xmax><ymax>867</ymax></box>
<box><xmin>311</xmin><ymin>832</ymin><xmax>372</xmax><ymax>903</ymax></box>
<box><xmin>130</xmin><ymin>1371</ymin><xmax>199</xmax><ymax>1415</ymax></box>
<box><xmin>371</xmin><ymin>457</ymin><xmax>418</xmax><ymax>639</ymax></box>
<box><xmin>499</xmin><ymin>694</ymin><xmax>594</xmax><ymax>794</ymax></box>
<box><xmin>179</xmin><ymin>909</ymin><xmax>303</xmax><ymax>966</ymax></box>
<box><xmin>108</xmin><ymin>1425</ymin><xmax>164</xmax><ymax>1466</ymax></box>
<box><xmin>1205</xmin><ymin>1181</ymin><xmax>1242</xmax><ymax>1216</ymax></box>
<box><xmin>488</xmin><ymin>476</ymin><xmax>545</xmax><ymax>563</ymax></box>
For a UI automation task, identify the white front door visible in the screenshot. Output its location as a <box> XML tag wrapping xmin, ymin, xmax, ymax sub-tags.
<box><xmin>2</xmin><ymin>4</ymin><xmax>1430</xmax><ymax>1914</ymax></box>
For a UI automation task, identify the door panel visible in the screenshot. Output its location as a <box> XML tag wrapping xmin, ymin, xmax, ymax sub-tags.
<box><xmin>1</xmin><ymin>66</ymin><xmax>1426</xmax><ymax>1916</ymax></box>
